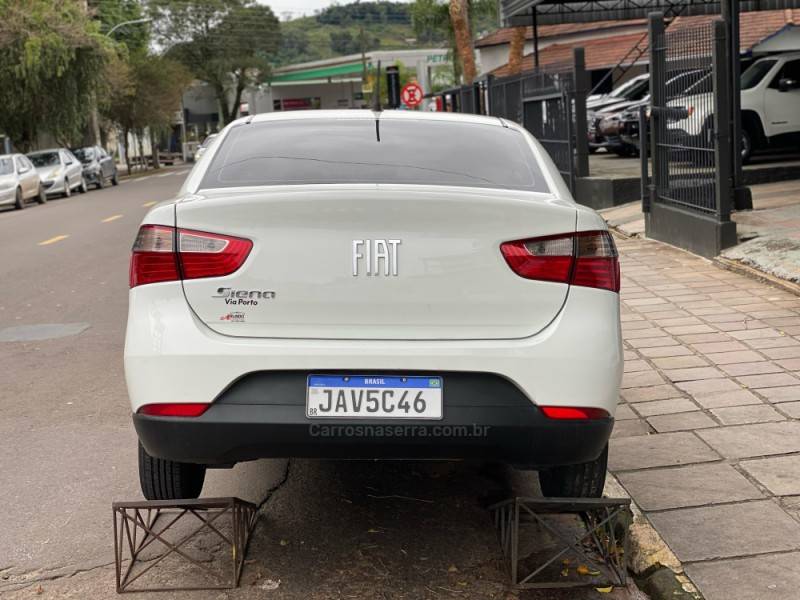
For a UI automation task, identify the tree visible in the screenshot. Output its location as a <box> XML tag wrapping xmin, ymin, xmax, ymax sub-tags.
<box><xmin>0</xmin><ymin>0</ymin><xmax>111</xmax><ymax>150</ymax></box>
<box><xmin>410</xmin><ymin>0</ymin><xmax>495</xmax><ymax>85</ymax></box>
<box><xmin>102</xmin><ymin>52</ymin><xmax>191</xmax><ymax>174</ymax></box>
<box><xmin>449</xmin><ymin>0</ymin><xmax>476</xmax><ymax>84</ymax></box>
<box><xmin>149</xmin><ymin>0</ymin><xmax>280</xmax><ymax>125</ymax></box>
<box><xmin>507</xmin><ymin>26</ymin><xmax>526</xmax><ymax>75</ymax></box>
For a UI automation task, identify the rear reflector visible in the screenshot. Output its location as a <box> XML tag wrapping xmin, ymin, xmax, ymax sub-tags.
<box><xmin>500</xmin><ymin>230</ymin><xmax>620</xmax><ymax>292</ymax></box>
<box><xmin>540</xmin><ymin>406</ymin><xmax>610</xmax><ymax>420</ymax></box>
<box><xmin>130</xmin><ymin>226</ymin><xmax>252</xmax><ymax>288</ymax></box>
<box><xmin>138</xmin><ymin>403</ymin><xmax>210</xmax><ymax>417</ymax></box>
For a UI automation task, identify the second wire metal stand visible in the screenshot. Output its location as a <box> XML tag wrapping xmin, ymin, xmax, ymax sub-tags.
<box><xmin>489</xmin><ymin>496</ymin><xmax>632</xmax><ymax>588</ymax></box>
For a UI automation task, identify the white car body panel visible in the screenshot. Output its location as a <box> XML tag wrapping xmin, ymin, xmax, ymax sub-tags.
<box><xmin>124</xmin><ymin>280</ymin><xmax>622</xmax><ymax>414</ymax></box>
<box><xmin>177</xmin><ymin>185</ymin><xmax>576</xmax><ymax>340</ymax></box>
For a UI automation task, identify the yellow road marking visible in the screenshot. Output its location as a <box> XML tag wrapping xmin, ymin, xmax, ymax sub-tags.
<box><xmin>101</xmin><ymin>214</ymin><xmax>123</xmax><ymax>223</ymax></box>
<box><xmin>142</xmin><ymin>201</ymin><xmax>157</xmax><ymax>207</ymax></box>
<box><xmin>38</xmin><ymin>235</ymin><xmax>69</xmax><ymax>246</ymax></box>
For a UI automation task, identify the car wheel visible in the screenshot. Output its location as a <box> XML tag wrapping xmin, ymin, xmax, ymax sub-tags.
<box><xmin>14</xmin><ymin>187</ymin><xmax>24</xmax><ymax>210</ymax></box>
<box><xmin>96</xmin><ymin>175</ymin><xmax>105</xmax><ymax>190</ymax></box>
<box><xmin>138</xmin><ymin>441</ymin><xmax>206</xmax><ymax>500</ymax></box>
<box><xmin>111</xmin><ymin>171</ymin><xmax>119</xmax><ymax>186</ymax></box>
<box><xmin>741</xmin><ymin>129</ymin><xmax>752</xmax><ymax>165</ymax></box>
<box><xmin>79</xmin><ymin>177</ymin><xmax>87</xmax><ymax>194</ymax></box>
<box><xmin>538</xmin><ymin>444</ymin><xmax>607</xmax><ymax>498</ymax></box>
<box><xmin>37</xmin><ymin>185</ymin><xmax>47</xmax><ymax>204</ymax></box>
<box><xmin>62</xmin><ymin>178</ymin><xmax>71</xmax><ymax>198</ymax></box>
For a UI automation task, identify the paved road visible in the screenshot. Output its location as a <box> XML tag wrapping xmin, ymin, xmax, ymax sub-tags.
<box><xmin>0</xmin><ymin>168</ymin><xmax>642</xmax><ymax>599</ymax></box>
<box><xmin>0</xmin><ymin>169</ymin><xmax>287</xmax><ymax>590</ymax></box>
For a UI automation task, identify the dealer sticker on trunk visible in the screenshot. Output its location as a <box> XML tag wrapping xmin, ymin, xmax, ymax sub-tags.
<box><xmin>306</xmin><ymin>375</ymin><xmax>443</xmax><ymax>419</ymax></box>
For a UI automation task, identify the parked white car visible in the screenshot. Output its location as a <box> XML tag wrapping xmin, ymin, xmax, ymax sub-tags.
<box><xmin>125</xmin><ymin>110</ymin><xmax>622</xmax><ymax>501</ymax></box>
<box><xmin>0</xmin><ymin>154</ymin><xmax>46</xmax><ymax>209</ymax></box>
<box><xmin>667</xmin><ymin>52</ymin><xmax>800</xmax><ymax>162</ymax></box>
<box><xmin>27</xmin><ymin>149</ymin><xmax>87</xmax><ymax>197</ymax></box>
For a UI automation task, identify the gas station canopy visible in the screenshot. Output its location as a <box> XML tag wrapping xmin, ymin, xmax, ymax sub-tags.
<box><xmin>501</xmin><ymin>0</ymin><xmax>800</xmax><ymax>25</ymax></box>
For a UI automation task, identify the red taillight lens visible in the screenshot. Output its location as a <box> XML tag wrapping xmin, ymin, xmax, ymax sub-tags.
<box><xmin>178</xmin><ymin>229</ymin><xmax>253</xmax><ymax>281</ymax></box>
<box><xmin>129</xmin><ymin>226</ymin><xmax>252</xmax><ymax>288</ymax></box>
<box><xmin>129</xmin><ymin>225</ymin><xmax>179</xmax><ymax>287</ymax></box>
<box><xmin>540</xmin><ymin>406</ymin><xmax>610</xmax><ymax>420</ymax></box>
<box><xmin>500</xmin><ymin>230</ymin><xmax>619</xmax><ymax>292</ymax></box>
<box><xmin>138</xmin><ymin>403</ymin><xmax>210</xmax><ymax>417</ymax></box>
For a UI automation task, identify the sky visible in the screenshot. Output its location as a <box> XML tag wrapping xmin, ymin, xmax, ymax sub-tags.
<box><xmin>263</xmin><ymin>0</ymin><xmax>414</xmax><ymax>21</ymax></box>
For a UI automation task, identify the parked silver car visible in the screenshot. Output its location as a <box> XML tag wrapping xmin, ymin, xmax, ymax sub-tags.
<box><xmin>27</xmin><ymin>149</ymin><xmax>86</xmax><ymax>197</ymax></box>
<box><xmin>72</xmin><ymin>145</ymin><xmax>119</xmax><ymax>189</ymax></box>
<box><xmin>0</xmin><ymin>154</ymin><xmax>47</xmax><ymax>209</ymax></box>
<box><xmin>193</xmin><ymin>133</ymin><xmax>218</xmax><ymax>162</ymax></box>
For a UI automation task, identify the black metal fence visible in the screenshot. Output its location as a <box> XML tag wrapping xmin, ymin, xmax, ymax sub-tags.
<box><xmin>439</xmin><ymin>48</ymin><xmax>589</xmax><ymax>193</ymax></box>
<box><xmin>644</xmin><ymin>13</ymin><xmax>737</xmax><ymax>257</ymax></box>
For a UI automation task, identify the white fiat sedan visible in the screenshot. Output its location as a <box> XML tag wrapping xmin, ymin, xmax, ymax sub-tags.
<box><xmin>125</xmin><ymin>110</ymin><xmax>622</xmax><ymax>500</ymax></box>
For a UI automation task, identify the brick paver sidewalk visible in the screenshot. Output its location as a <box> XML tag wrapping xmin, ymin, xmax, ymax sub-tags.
<box><xmin>611</xmin><ymin>236</ymin><xmax>800</xmax><ymax>600</ymax></box>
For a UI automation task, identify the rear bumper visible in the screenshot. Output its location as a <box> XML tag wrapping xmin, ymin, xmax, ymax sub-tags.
<box><xmin>134</xmin><ymin>404</ymin><xmax>613</xmax><ymax>466</ymax></box>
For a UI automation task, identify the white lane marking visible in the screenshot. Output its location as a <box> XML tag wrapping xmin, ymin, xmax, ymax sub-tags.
<box><xmin>156</xmin><ymin>172</ymin><xmax>174</xmax><ymax>178</ymax></box>
<box><xmin>142</xmin><ymin>201</ymin><xmax>157</xmax><ymax>207</ymax></box>
<box><xmin>38</xmin><ymin>235</ymin><xmax>69</xmax><ymax>246</ymax></box>
<box><xmin>101</xmin><ymin>214</ymin><xmax>123</xmax><ymax>223</ymax></box>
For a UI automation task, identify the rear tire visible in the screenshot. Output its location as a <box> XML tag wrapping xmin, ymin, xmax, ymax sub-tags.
<box><xmin>111</xmin><ymin>171</ymin><xmax>119</xmax><ymax>186</ymax></box>
<box><xmin>37</xmin><ymin>185</ymin><xmax>47</xmax><ymax>204</ymax></box>
<box><xmin>14</xmin><ymin>187</ymin><xmax>24</xmax><ymax>210</ymax></box>
<box><xmin>62</xmin><ymin>178</ymin><xmax>71</xmax><ymax>198</ymax></box>
<box><xmin>138</xmin><ymin>441</ymin><xmax>206</xmax><ymax>500</ymax></box>
<box><xmin>741</xmin><ymin>129</ymin><xmax>752</xmax><ymax>164</ymax></box>
<box><xmin>538</xmin><ymin>444</ymin><xmax>608</xmax><ymax>498</ymax></box>
<box><xmin>79</xmin><ymin>177</ymin><xmax>87</xmax><ymax>194</ymax></box>
<box><xmin>96</xmin><ymin>175</ymin><xmax>105</xmax><ymax>190</ymax></box>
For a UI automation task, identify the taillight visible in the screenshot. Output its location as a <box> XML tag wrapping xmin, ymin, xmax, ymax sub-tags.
<box><xmin>130</xmin><ymin>226</ymin><xmax>252</xmax><ymax>288</ymax></box>
<box><xmin>540</xmin><ymin>406</ymin><xmax>610</xmax><ymax>420</ymax></box>
<box><xmin>138</xmin><ymin>403</ymin><xmax>210</xmax><ymax>417</ymax></box>
<box><xmin>129</xmin><ymin>226</ymin><xmax>178</xmax><ymax>287</ymax></box>
<box><xmin>500</xmin><ymin>230</ymin><xmax>619</xmax><ymax>292</ymax></box>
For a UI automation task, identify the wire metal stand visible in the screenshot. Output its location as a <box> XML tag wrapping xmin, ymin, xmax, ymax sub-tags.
<box><xmin>112</xmin><ymin>497</ymin><xmax>258</xmax><ymax>593</ymax></box>
<box><xmin>489</xmin><ymin>497</ymin><xmax>632</xmax><ymax>589</ymax></box>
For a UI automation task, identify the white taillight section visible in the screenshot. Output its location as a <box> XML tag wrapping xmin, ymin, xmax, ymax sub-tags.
<box><xmin>501</xmin><ymin>230</ymin><xmax>620</xmax><ymax>293</ymax></box>
<box><xmin>129</xmin><ymin>226</ymin><xmax>252</xmax><ymax>288</ymax></box>
<box><xmin>129</xmin><ymin>226</ymin><xmax>178</xmax><ymax>287</ymax></box>
<box><xmin>179</xmin><ymin>231</ymin><xmax>229</xmax><ymax>253</ymax></box>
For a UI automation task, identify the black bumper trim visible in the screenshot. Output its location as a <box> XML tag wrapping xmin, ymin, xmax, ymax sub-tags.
<box><xmin>134</xmin><ymin>370</ymin><xmax>613</xmax><ymax>467</ymax></box>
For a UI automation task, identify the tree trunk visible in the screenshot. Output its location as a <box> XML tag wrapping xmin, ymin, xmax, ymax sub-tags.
<box><xmin>123</xmin><ymin>127</ymin><xmax>131</xmax><ymax>176</ymax></box>
<box><xmin>150</xmin><ymin>128</ymin><xmax>160</xmax><ymax>170</ymax></box>
<box><xmin>137</xmin><ymin>131</ymin><xmax>145</xmax><ymax>172</ymax></box>
<box><xmin>508</xmin><ymin>26</ymin><xmax>527</xmax><ymax>75</ymax></box>
<box><xmin>449</xmin><ymin>0</ymin><xmax>476</xmax><ymax>85</ymax></box>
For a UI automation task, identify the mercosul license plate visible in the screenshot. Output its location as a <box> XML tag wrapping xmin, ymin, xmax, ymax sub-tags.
<box><xmin>306</xmin><ymin>375</ymin><xmax>443</xmax><ymax>419</ymax></box>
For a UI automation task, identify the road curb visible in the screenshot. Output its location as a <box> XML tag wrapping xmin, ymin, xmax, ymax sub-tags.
<box><xmin>604</xmin><ymin>473</ymin><xmax>704</xmax><ymax>600</ymax></box>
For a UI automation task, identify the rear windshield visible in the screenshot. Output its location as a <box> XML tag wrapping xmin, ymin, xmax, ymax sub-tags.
<box><xmin>200</xmin><ymin>119</ymin><xmax>548</xmax><ymax>192</ymax></box>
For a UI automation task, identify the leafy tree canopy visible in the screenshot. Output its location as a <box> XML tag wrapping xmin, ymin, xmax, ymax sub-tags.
<box><xmin>0</xmin><ymin>0</ymin><xmax>112</xmax><ymax>150</ymax></box>
<box><xmin>148</xmin><ymin>0</ymin><xmax>280</xmax><ymax>124</ymax></box>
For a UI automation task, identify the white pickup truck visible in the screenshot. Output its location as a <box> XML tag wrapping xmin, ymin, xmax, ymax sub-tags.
<box><xmin>668</xmin><ymin>51</ymin><xmax>800</xmax><ymax>162</ymax></box>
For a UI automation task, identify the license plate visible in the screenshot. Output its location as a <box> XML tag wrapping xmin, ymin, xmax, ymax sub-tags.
<box><xmin>306</xmin><ymin>375</ymin><xmax>443</xmax><ymax>419</ymax></box>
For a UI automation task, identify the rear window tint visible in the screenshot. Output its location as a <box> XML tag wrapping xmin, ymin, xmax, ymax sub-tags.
<box><xmin>200</xmin><ymin>119</ymin><xmax>548</xmax><ymax>193</ymax></box>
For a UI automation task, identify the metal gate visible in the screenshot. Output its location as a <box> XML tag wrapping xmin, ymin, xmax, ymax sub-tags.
<box><xmin>442</xmin><ymin>47</ymin><xmax>589</xmax><ymax>194</ymax></box>
<box><xmin>521</xmin><ymin>57</ymin><xmax>587</xmax><ymax>192</ymax></box>
<box><xmin>645</xmin><ymin>14</ymin><xmax>737</xmax><ymax>257</ymax></box>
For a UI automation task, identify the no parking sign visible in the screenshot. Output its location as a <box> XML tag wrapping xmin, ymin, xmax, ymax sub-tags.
<box><xmin>401</xmin><ymin>82</ymin><xmax>423</xmax><ymax>109</ymax></box>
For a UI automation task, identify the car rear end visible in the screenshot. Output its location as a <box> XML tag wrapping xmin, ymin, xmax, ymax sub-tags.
<box><xmin>124</xmin><ymin>111</ymin><xmax>622</xmax><ymax>498</ymax></box>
